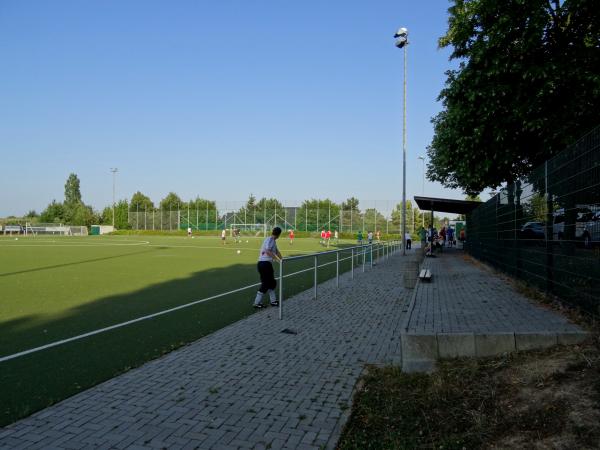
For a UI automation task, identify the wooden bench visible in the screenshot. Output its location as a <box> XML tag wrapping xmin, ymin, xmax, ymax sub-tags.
<box><xmin>419</xmin><ymin>269</ymin><xmax>432</xmax><ymax>281</ymax></box>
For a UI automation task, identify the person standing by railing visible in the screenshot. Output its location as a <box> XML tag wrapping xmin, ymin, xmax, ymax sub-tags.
<box><xmin>253</xmin><ymin>227</ymin><xmax>283</xmax><ymax>309</ymax></box>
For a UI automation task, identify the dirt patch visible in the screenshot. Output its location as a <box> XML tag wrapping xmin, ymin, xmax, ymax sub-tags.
<box><xmin>338</xmin><ymin>335</ymin><xmax>600</xmax><ymax>449</ymax></box>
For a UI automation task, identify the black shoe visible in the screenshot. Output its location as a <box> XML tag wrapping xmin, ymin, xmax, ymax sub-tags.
<box><xmin>253</xmin><ymin>304</ymin><xmax>264</xmax><ymax>309</ymax></box>
<box><xmin>270</xmin><ymin>301</ymin><xmax>279</xmax><ymax>306</ymax></box>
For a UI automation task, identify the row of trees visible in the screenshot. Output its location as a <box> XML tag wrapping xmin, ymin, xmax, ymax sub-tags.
<box><xmin>33</xmin><ymin>175</ymin><xmax>455</xmax><ymax>231</ymax></box>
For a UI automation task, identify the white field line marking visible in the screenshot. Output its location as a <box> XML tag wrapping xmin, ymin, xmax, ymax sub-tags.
<box><xmin>0</xmin><ymin>253</ymin><xmax>380</xmax><ymax>363</ymax></box>
<box><xmin>0</xmin><ymin>241</ymin><xmax>151</xmax><ymax>247</ymax></box>
<box><xmin>0</xmin><ymin>281</ymin><xmax>260</xmax><ymax>363</ymax></box>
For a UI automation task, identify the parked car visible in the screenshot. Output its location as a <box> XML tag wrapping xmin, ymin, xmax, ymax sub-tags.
<box><xmin>520</xmin><ymin>221</ymin><xmax>545</xmax><ymax>239</ymax></box>
<box><xmin>553</xmin><ymin>207</ymin><xmax>600</xmax><ymax>247</ymax></box>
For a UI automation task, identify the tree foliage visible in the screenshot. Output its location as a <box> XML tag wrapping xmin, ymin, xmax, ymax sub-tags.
<box><xmin>40</xmin><ymin>200</ymin><xmax>65</xmax><ymax>223</ymax></box>
<box><xmin>64</xmin><ymin>173</ymin><xmax>82</xmax><ymax>206</ymax></box>
<box><xmin>101</xmin><ymin>199</ymin><xmax>130</xmax><ymax>229</ymax></box>
<box><xmin>428</xmin><ymin>0</ymin><xmax>600</xmax><ymax>195</ymax></box>
<box><xmin>341</xmin><ymin>197</ymin><xmax>360</xmax><ymax>212</ymax></box>
<box><xmin>159</xmin><ymin>192</ymin><xmax>183</xmax><ymax>211</ymax></box>
<box><xmin>130</xmin><ymin>191</ymin><xmax>155</xmax><ymax>211</ymax></box>
<box><xmin>187</xmin><ymin>197</ymin><xmax>216</xmax><ymax>211</ymax></box>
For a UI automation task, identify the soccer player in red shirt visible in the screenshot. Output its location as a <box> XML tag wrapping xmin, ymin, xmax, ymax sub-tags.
<box><xmin>325</xmin><ymin>229</ymin><xmax>332</xmax><ymax>247</ymax></box>
<box><xmin>320</xmin><ymin>228</ymin><xmax>326</xmax><ymax>246</ymax></box>
<box><xmin>289</xmin><ymin>229</ymin><xmax>295</xmax><ymax>245</ymax></box>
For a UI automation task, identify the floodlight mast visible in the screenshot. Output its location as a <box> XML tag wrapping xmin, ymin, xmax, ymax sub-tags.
<box><xmin>110</xmin><ymin>168</ymin><xmax>118</xmax><ymax>228</ymax></box>
<box><xmin>394</xmin><ymin>26</ymin><xmax>408</xmax><ymax>255</ymax></box>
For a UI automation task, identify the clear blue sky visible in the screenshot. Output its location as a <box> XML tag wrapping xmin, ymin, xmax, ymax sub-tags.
<box><xmin>0</xmin><ymin>0</ymin><xmax>477</xmax><ymax>217</ymax></box>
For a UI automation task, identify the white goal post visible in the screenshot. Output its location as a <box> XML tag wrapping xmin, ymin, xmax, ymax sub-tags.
<box><xmin>229</xmin><ymin>223</ymin><xmax>266</xmax><ymax>237</ymax></box>
<box><xmin>24</xmin><ymin>223</ymin><xmax>88</xmax><ymax>236</ymax></box>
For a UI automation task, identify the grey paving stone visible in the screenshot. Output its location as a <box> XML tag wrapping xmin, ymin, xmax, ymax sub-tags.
<box><xmin>1</xmin><ymin>246</ymin><xmax>587</xmax><ymax>449</ymax></box>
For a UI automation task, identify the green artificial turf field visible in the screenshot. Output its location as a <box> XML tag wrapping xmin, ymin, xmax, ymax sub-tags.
<box><xmin>0</xmin><ymin>234</ymin><xmax>367</xmax><ymax>425</ymax></box>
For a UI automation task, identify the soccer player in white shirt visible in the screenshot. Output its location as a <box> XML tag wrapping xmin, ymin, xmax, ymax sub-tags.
<box><xmin>221</xmin><ymin>228</ymin><xmax>226</xmax><ymax>245</ymax></box>
<box><xmin>253</xmin><ymin>227</ymin><xmax>283</xmax><ymax>308</ymax></box>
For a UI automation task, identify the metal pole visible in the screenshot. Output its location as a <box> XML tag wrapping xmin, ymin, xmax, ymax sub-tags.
<box><xmin>422</xmin><ymin>158</ymin><xmax>425</xmax><ymax>228</ymax></box>
<box><xmin>279</xmin><ymin>260</ymin><xmax>283</xmax><ymax>320</ymax></box>
<box><xmin>305</xmin><ymin>207</ymin><xmax>308</xmax><ymax>232</ymax></box>
<box><xmin>362</xmin><ymin>245</ymin><xmax>365</xmax><ymax>272</ymax></box>
<box><xmin>351</xmin><ymin>248</ymin><xmax>354</xmax><ymax>280</ymax></box>
<box><xmin>314</xmin><ymin>255</ymin><xmax>318</xmax><ymax>300</ymax></box>
<box><xmin>371</xmin><ymin>244</ymin><xmax>373</xmax><ymax>268</ymax></box>
<box><xmin>336</xmin><ymin>252</ymin><xmax>339</xmax><ymax>288</ymax></box>
<box><xmin>110</xmin><ymin>168</ymin><xmax>117</xmax><ymax>228</ymax></box>
<box><xmin>401</xmin><ymin>38</ymin><xmax>408</xmax><ymax>256</ymax></box>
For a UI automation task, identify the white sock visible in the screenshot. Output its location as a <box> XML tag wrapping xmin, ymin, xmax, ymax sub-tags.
<box><xmin>254</xmin><ymin>291</ymin><xmax>264</xmax><ymax>305</ymax></box>
<box><xmin>267</xmin><ymin>289</ymin><xmax>277</xmax><ymax>303</ymax></box>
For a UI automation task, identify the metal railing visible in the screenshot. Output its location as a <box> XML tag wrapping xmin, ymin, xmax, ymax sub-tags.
<box><xmin>0</xmin><ymin>240</ymin><xmax>402</xmax><ymax>362</ymax></box>
<box><xmin>277</xmin><ymin>240</ymin><xmax>402</xmax><ymax>319</ymax></box>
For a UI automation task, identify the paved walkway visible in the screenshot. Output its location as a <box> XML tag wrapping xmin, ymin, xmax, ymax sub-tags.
<box><xmin>0</xmin><ymin>253</ymin><xmax>409</xmax><ymax>450</ymax></box>
<box><xmin>401</xmin><ymin>248</ymin><xmax>586</xmax><ymax>371</ymax></box>
<box><xmin>0</xmin><ymin>248</ymin><xmax>587</xmax><ymax>448</ymax></box>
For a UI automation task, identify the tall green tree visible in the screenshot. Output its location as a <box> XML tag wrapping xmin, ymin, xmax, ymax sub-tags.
<box><xmin>428</xmin><ymin>0</ymin><xmax>600</xmax><ymax>195</ymax></box>
<box><xmin>101</xmin><ymin>199</ymin><xmax>130</xmax><ymax>229</ymax></box>
<box><xmin>187</xmin><ymin>197</ymin><xmax>216</xmax><ymax>211</ymax></box>
<box><xmin>296</xmin><ymin>199</ymin><xmax>340</xmax><ymax>231</ymax></box>
<box><xmin>64</xmin><ymin>173</ymin><xmax>82</xmax><ymax>207</ymax></box>
<box><xmin>341</xmin><ymin>197</ymin><xmax>360</xmax><ymax>212</ymax></box>
<box><xmin>130</xmin><ymin>191</ymin><xmax>154</xmax><ymax>211</ymax></box>
<box><xmin>254</xmin><ymin>197</ymin><xmax>285</xmax><ymax>224</ymax></box>
<box><xmin>160</xmin><ymin>192</ymin><xmax>183</xmax><ymax>211</ymax></box>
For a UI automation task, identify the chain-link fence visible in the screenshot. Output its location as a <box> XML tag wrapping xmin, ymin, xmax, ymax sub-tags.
<box><xmin>127</xmin><ymin>201</ymin><xmax>428</xmax><ymax>236</ymax></box>
<box><xmin>466</xmin><ymin>126</ymin><xmax>600</xmax><ymax>316</ymax></box>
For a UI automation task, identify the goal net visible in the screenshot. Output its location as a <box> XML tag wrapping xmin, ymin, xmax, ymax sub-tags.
<box><xmin>24</xmin><ymin>223</ymin><xmax>88</xmax><ymax>236</ymax></box>
<box><xmin>229</xmin><ymin>223</ymin><xmax>266</xmax><ymax>237</ymax></box>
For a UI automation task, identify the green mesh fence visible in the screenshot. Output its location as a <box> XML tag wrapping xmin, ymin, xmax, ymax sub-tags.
<box><xmin>466</xmin><ymin>126</ymin><xmax>600</xmax><ymax>316</ymax></box>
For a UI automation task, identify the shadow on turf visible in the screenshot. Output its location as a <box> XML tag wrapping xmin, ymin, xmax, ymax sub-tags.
<box><xmin>0</xmin><ymin>252</ymin><xmax>343</xmax><ymax>427</ymax></box>
<box><xmin>0</xmin><ymin>248</ymin><xmax>158</xmax><ymax>278</ymax></box>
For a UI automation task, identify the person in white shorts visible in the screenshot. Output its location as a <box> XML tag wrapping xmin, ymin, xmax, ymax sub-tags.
<box><xmin>221</xmin><ymin>228</ymin><xmax>226</xmax><ymax>245</ymax></box>
<box><xmin>253</xmin><ymin>227</ymin><xmax>283</xmax><ymax>309</ymax></box>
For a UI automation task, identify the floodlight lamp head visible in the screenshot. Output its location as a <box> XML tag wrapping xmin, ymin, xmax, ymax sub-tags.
<box><xmin>394</xmin><ymin>27</ymin><xmax>408</xmax><ymax>38</ymax></box>
<box><xmin>395</xmin><ymin>37</ymin><xmax>407</xmax><ymax>48</ymax></box>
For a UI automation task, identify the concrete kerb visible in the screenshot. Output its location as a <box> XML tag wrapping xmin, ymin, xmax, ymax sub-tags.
<box><xmin>557</xmin><ymin>331</ymin><xmax>589</xmax><ymax>346</ymax></box>
<box><xmin>475</xmin><ymin>332</ymin><xmax>516</xmax><ymax>357</ymax></box>
<box><xmin>515</xmin><ymin>332</ymin><xmax>558</xmax><ymax>351</ymax></box>
<box><xmin>437</xmin><ymin>333</ymin><xmax>476</xmax><ymax>358</ymax></box>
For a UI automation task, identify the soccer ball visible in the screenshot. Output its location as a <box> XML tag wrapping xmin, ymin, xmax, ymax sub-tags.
<box><xmin>246</xmin><ymin>240</ymin><xmax>249</xmax><ymax>243</ymax></box>
<box><xmin>15</xmin><ymin>238</ymin><xmax>18</xmax><ymax>241</ymax></box>
<box><xmin>192</xmin><ymin>236</ymin><xmax>195</xmax><ymax>239</ymax></box>
<box><xmin>237</xmin><ymin>250</ymin><xmax>241</xmax><ymax>254</ymax></box>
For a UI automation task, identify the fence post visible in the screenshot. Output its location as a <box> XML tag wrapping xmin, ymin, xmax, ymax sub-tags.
<box><xmin>370</xmin><ymin>244</ymin><xmax>373</xmax><ymax>269</ymax></box>
<box><xmin>362</xmin><ymin>245</ymin><xmax>366</xmax><ymax>272</ymax></box>
<box><xmin>336</xmin><ymin>252</ymin><xmax>339</xmax><ymax>288</ymax></box>
<box><xmin>351</xmin><ymin>248</ymin><xmax>354</xmax><ymax>280</ymax></box>
<box><xmin>279</xmin><ymin>260</ymin><xmax>283</xmax><ymax>320</ymax></box>
<box><xmin>314</xmin><ymin>255</ymin><xmax>318</xmax><ymax>300</ymax></box>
